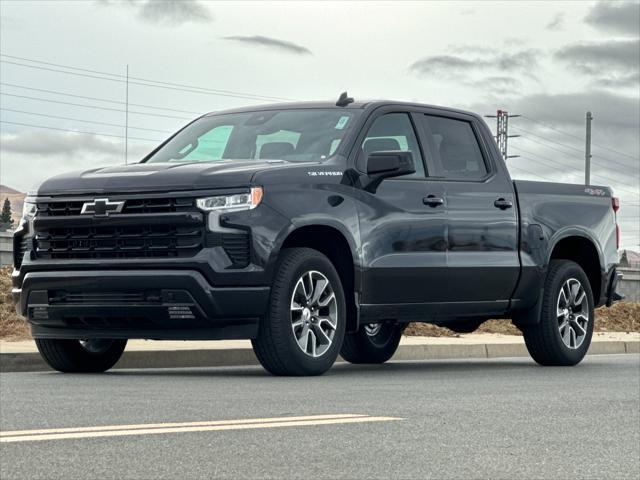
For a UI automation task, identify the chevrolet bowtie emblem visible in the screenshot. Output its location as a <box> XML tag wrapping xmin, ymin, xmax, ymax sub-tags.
<box><xmin>80</xmin><ymin>198</ymin><xmax>125</xmax><ymax>216</ymax></box>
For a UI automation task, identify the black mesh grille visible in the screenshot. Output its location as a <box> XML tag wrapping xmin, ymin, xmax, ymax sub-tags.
<box><xmin>34</xmin><ymin>224</ymin><xmax>204</xmax><ymax>260</ymax></box>
<box><xmin>36</xmin><ymin>198</ymin><xmax>195</xmax><ymax>216</ymax></box>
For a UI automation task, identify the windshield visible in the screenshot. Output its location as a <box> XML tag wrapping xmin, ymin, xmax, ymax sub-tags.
<box><xmin>145</xmin><ymin>109</ymin><xmax>361</xmax><ymax>163</ymax></box>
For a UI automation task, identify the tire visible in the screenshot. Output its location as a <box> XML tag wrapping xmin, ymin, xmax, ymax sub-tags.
<box><xmin>341</xmin><ymin>323</ymin><xmax>403</xmax><ymax>364</ymax></box>
<box><xmin>252</xmin><ymin>248</ymin><xmax>346</xmax><ymax>376</ymax></box>
<box><xmin>523</xmin><ymin>260</ymin><xmax>594</xmax><ymax>366</ymax></box>
<box><xmin>35</xmin><ymin>339</ymin><xmax>127</xmax><ymax>373</ymax></box>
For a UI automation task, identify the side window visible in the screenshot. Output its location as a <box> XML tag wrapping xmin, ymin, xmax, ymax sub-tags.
<box><xmin>361</xmin><ymin>113</ymin><xmax>425</xmax><ymax>178</ymax></box>
<box><xmin>421</xmin><ymin>115</ymin><xmax>487</xmax><ymax>180</ymax></box>
<box><xmin>181</xmin><ymin>125</ymin><xmax>233</xmax><ymax>162</ymax></box>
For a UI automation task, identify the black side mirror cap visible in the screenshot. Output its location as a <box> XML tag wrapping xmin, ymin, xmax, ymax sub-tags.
<box><xmin>364</xmin><ymin>151</ymin><xmax>415</xmax><ymax>193</ymax></box>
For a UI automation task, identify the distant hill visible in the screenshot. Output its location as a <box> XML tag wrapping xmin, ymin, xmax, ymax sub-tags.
<box><xmin>0</xmin><ymin>185</ymin><xmax>25</xmax><ymax>227</ymax></box>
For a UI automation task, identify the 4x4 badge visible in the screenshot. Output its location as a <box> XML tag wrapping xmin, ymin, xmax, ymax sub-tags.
<box><xmin>80</xmin><ymin>198</ymin><xmax>124</xmax><ymax>216</ymax></box>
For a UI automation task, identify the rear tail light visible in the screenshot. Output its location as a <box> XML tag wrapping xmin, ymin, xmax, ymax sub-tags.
<box><xmin>612</xmin><ymin>197</ymin><xmax>620</xmax><ymax>250</ymax></box>
<box><xmin>612</xmin><ymin>197</ymin><xmax>620</xmax><ymax>213</ymax></box>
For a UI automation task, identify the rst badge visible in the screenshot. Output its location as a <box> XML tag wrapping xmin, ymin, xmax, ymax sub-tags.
<box><xmin>80</xmin><ymin>198</ymin><xmax>125</xmax><ymax>216</ymax></box>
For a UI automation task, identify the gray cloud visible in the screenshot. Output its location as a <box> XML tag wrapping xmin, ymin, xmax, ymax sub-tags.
<box><xmin>473</xmin><ymin>91</ymin><xmax>640</xmax><ymax>131</ymax></box>
<box><xmin>138</xmin><ymin>0</ymin><xmax>211</xmax><ymax>25</ymax></box>
<box><xmin>1</xmin><ymin>130</ymin><xmax>153</xmax><ymax>192</ymax></box>
<box><xmin>222</xmin><ymin>35</ymin><xmax>312</xmax><ymax>55</ymax></box>
<box><xmin>410</xmin><ymin>48</ymin><xmax>538</xmax><ymax>76</ymax></box>
<box><xmin>1</xmin><ymin>130</ymin><xmax>124</xmax><ymax>156</ymax></box>
<box><xmin>555</xmin><ymin>39</ymin><xmax>640</xmax><ymax>74</ymax></box>
<box><xmin>98</xmin><ymin>0</ymin><xmax>212</xmax><ymax>26</ymax></box>
<box><xmin>546</xmin><ymin>13</ymin><xmax>565</xmax><ymax>31</ymax></box>
<box><xmin>585</xmin><ymin>1</ymin><xmax>640</xmax><ymax>35</ymax></box>
<box><xmin>555</xmin><ymin>38</ymin><xmax>640</xmax><ymax>89</ymax></box>
<box><xmin>597</xmin><ymin>72</ymin><xmax>640</xmax><ymax>88</ymax></box>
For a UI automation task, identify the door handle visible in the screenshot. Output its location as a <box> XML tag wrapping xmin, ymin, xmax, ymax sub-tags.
<box><xmin>423</xmin><ymin>195</ymin><xmax>444</xmax><ymax>207</ymax></box>
<box><xmin>494</xmin><ymin>198</ymin><xmax>513</xmax><ymax>210</ymax></box>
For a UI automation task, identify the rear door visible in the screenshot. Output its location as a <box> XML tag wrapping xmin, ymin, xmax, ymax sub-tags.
<box><xmin>415</xmin><ymin>111</ymin><xmax>519</xmax><ymax>310</ymax></box>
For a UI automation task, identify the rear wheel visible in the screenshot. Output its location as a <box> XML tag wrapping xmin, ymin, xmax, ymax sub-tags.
<box><xmin>35</xmin><ymin>338</ymin><xmax>127</xmax><ymax>373</ymax></box>
<box><xmin>523</xmin><ymin>260</ymin><xmax>594</xmax><ymax>366</ymax></box>
<box><xmin>340</xmin><ymin>322</ymin><xmax>403</xmax><ymax>364</ymax></box>
<box><xmin>252</xmin><ymin>248</ymin><xmax>346</xmax><ymax>376</ymax></box>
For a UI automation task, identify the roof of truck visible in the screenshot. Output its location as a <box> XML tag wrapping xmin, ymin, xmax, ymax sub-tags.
<box><xmin>204</xmin><ymin>100</ymin><xmax>479</xmax><ymax>119</ymax></box>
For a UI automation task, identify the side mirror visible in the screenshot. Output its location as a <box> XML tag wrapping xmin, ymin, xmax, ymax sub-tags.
<box><xmin>364</xmin><ymin>151</ymin><xmax>415</xmax><ymax>193</ymax></box>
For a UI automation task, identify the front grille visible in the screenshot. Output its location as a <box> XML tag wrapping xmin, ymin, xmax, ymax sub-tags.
<box><xmin>36</xmin><ymin>198</ymin><xmax>195</xmax><ymax>216</ymax></box>
<box><xmin>33</xmin><ymin>195</ymin><xmax>205</xmax><ymax>260</ymax></box>
<box><xmin>34</xmin><ymin>223</ymin><xmax>204</xmax><ymax>260</ymax></box>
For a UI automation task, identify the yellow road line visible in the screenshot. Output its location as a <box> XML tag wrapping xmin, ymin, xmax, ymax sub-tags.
<box><xmin>1</xmin><ymin>414</ymin><xmax>400</xmax><ymax>443</ymax></box>
<box><xmin>1</xmin><ymin>413</ymin><xmax>364</xmax><ymax>437</ymax></box>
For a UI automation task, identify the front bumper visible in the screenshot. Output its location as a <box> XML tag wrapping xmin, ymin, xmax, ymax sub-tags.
<box><xmin>12</xmin><ymin>270</ymin><xmax>269</xmax><ymax>340</ymax></box>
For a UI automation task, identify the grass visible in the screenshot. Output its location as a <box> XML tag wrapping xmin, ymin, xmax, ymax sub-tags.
<box><xmin>1</xmin><ymin>266</ymin><xmax>638</xmax><ymax>341</ymax></box>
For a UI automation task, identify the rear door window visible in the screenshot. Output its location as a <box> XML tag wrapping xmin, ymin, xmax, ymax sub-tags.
<box><xmin>419</xmin><ymin>115</ymin><xmax>488</xmax><ymax>180</ymax></box>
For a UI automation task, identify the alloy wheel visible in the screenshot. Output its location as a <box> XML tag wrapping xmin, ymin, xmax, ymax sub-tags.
<box><xmin>290</xmin><ymin>271</ymin><xmax>338</xmax><ymax>357</ymax></box>
<box><xmin>556</xmin><ymin>278</ymin><xmax>589</xmax><ymax>349</ymax></box>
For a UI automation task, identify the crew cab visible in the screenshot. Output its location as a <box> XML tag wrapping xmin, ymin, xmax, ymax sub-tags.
<box><xmin>12</xmin><ymin>95</ymin><xmax>623</xmax><ymax>375</ymax></box>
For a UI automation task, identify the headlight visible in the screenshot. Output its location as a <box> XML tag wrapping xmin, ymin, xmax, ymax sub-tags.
<box><xmin>196</xmin><ymin>187</ymin><xmax>263</xmax><ymax>212</ymax></box>
<box><xmin>21</xmin><ymin>199</ymin><xmax>36</xmax><ymax>223</ymax></box>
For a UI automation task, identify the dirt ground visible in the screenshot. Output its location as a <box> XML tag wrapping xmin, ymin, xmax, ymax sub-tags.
<box><xmin>404</xmin><ymin>302</ymin><xmax>639</xmax><ymax>337</ymax></box>
<box><xmin>1</xmin><ymin>266</ymin><xmax>638</xmax><ymax>340</ymax></box>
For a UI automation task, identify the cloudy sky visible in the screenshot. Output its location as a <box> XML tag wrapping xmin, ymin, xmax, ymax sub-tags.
<box><xmin>0</xmin><ymin>0</ymin><xmax>638</xmax><ymax>247</ymax></box>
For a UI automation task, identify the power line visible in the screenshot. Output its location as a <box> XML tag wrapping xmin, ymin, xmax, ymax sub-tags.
<box><xmin>0</xmin><ymin>120</ymin><xmax>161</xmax><ymax>142</ymax></box>
<box><xmin>514</xmin><ymin>146</ymin><xmax>639</xmax><ymax>191</ymax></box>
<box><xmin>513</xmin><ymin>149</ymin><xmax>640</xmax><ymax>196</ymax></box>
<box><xmin>0</xmin><ymin>82</ymin><xmax>204</xmax><ymax>115</ymax></box>
<box><xmin>0</xmin><ymin>92</ymin><xmax>192</xmax><ymax>120</ymax></box>
<box><xmin>1</xmin><ymin>53</ymin><xmax>295</xmax><ymax>101</ymax></box>
<box><xmin>512</xmin><ymin>124</ymin><xmax>638</xmax><ymax>170</ymax></box>
<box><xmin>512</xmin><ymin>140</ymin><xmax>640</xmax><ymax>190</ymax></box>
<box><xmin>0</xmin><ymin>55</ymin><xmax>295</xmax><ymax>102</ymax></box>
<box><xmin>0</xmin><ymin>108</ymin><xmax>173</xmax><ymax>133</ymax></box>
<box><xmin>520</xmin><ymin>114</ymin><xmax>638</xmax><ymax>161</ymax></box>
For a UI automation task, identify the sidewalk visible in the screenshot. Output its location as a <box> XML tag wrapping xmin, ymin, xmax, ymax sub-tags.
<box><xmin>1</xmin><ymin>332</ymin><xmax>638</xmax><ymax>372</ymax></box>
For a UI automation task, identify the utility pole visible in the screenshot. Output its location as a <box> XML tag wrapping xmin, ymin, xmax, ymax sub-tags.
<box><xmin>125</xmin><ymin>64</ymin><xmax>129</xmax><ymax>165</ymax></box>
<box><xmin>485</xmin><ymin>110</ymin><xmax>520</xmax><ymax>161</ymax></box>
<box><xmin>585</xmin><ymin>111</ymin><xmax>592</xmax><ymax>185</ymax></box>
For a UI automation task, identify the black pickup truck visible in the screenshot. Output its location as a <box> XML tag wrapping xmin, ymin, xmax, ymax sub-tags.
<box><xmin>12</xmin><ymin>95</ymin><xmax>623</xmax><ymax>375</ymax></box>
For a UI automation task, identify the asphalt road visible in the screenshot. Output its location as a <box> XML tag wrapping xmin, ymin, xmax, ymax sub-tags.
<box><xmin>1</xmin><ymin>355</ymin><xmax>639</xmax><ymax>480</ymax></box>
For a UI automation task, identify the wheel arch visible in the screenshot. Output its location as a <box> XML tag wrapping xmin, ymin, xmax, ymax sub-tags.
<box><xmin>547</xmin><ymin>230</ymin><xmax>604</xmax><ymax>301</ymax></box>
<box><xmin>274</xmin><ymin>222</ymin><xmax>360</xmax><ymax>333</ymax></box>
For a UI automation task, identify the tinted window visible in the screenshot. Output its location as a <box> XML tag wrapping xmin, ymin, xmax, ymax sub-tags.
<box><xmin>360</xmin><ymin>113</ymin><xmax>425</xmax><ymax>178</ymax></box>
<box><xmin>421</xmin><ymin>115</ymin><xmax>487</xmax><ymax>179</ymax></box>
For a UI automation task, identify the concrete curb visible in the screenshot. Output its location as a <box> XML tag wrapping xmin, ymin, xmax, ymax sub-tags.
<box><xmin>1</xmin><ymin>340</ymin><xmax>638</xmax><ymax>373</ymax></box>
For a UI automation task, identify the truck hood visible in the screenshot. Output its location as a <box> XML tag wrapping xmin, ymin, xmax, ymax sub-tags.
<box><xmin>35</xmin><ymin>160</ymin><xmax>302</xmax><ymax>196</ymax></box>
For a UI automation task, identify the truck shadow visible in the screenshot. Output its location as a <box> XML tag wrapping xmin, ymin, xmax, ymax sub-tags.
<box><xmin>96</xmin><ymin>357</ymin><xmax>613</xmax><ymax>378</ymax></box>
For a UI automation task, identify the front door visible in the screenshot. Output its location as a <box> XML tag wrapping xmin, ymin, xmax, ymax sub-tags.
<box><xmin>355</xmin><ymin>111</ymin><xmax>449</xmax><ymax>310</ymax></box>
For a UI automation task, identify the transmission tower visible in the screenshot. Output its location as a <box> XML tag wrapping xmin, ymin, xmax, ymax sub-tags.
<box><xmin>485</xmin><ymin>110</ymin><xmax>520</xmax><ymax>160</ymax></box>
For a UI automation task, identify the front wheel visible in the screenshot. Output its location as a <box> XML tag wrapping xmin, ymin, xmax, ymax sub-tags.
<box><xmin>252</xmin><ymin>248</ymin><xmax>346</xmax><ymax>376</ymax></box>
<box><xmin>340</xmin><ymin>323</ymin><xmax>403</xmax><ymax>364</ymax></box>
<box><xmin>522</xmin><ymin>260</ymin><xmax>594</xmax><ymax>366</ymax></box>
<box><xmin>35</xmin><ymin>338</ymin><xmax>127</xmax><ymax>373</ymax></box>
